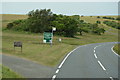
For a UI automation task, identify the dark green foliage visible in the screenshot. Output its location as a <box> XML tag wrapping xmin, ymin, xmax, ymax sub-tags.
<box><xmin>7</xmin><ymin>23</ymin><xmax>13</xmax><ymax>29</ymax></box>
<box><xmin>6</xmin><ymin>9</ymin><xmax>105</xmax><ymax>37</ymax></box>
<box><xmin>96</xmin><ymin>21</ymin><xmax>101</xmax><ymax>24</ymax></box>
<box><xmin>102</xmin><ymin>16</ymin><xmax>115</xmax><ymax>20</ymax></box>
<box><xmin>103</xmin><ymin>21</ymin><xmax>120</xmax><ymax>29</ymax></box>
<box><xmin>92</xmin><ymin>27</ymin><xmax>105</xmax><ymax>35</ymax></box>
<box><xmin>78</xmin><ymin>22</ymin><xmax>105</xmax><ymax>35</ymax></box>
<box><xmin>72</xmin><ymin>15</ymin><xmax>80</xmax><ymax>21</ymax></box>
<box><xmin>116</xmin><ymin>17</ymin><xmax>120</xmax><ymax>20</ymax></box>
<box><xmin>27</xmin><ymin>9</ymin><xmax>53</xmax><ymax>33</ymax></box>
<box><xmin>97</xmin><ymin>16</ymin><xmax>100</xmax><ymax>18</ymax></box>
<box><xmin>80</xmin><ymin>20</ymin><xmax>84</xmax><ymax>23</ymax></box>
<box><xmin>51</xmin><ymin>15</ymin><xmax>78</xmax><ymax>37</ymax></box>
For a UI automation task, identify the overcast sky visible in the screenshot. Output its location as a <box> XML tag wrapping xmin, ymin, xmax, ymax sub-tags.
<box><xmin>2</xmin><ymin>2</ymin><xmax>118</xmax><ymax>16</ymax></box>
<box><xmin>1</xmin><ymin>0</ymin><xmax>120</xmax><ymax>2</ymax></box>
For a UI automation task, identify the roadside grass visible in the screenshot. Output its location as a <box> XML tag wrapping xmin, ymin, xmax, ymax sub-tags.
<box><xmin>0</xmin><ymin>64</ymin><xmax>23</xmax><ymax>78</ymax></box>
<box><xmin>113</xmin><ymin>44</ymin><xmax>120</xmax><ymax>55</ymax></box>
<box><xmin>2</xmin><ymin>29</ymin><xmax>118</xmax><ymax>66</ymax></box>
<box><xmin>2</xmin><ymin>30</ymin><xmax>76</xmax><ymax>66</ymax></box>
<box><xmin>2</xmin><ymin>14</ymin><xmax>119</xmax><ymax>67</ymax></box>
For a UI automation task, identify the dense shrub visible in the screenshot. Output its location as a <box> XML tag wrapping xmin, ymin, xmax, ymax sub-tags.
<box><xmin>103</xmin><ymin>21</ymin><xmax>120</xmax><ymax>29</ymax></box>
<box><xmin>102</xmin><ymin>16</ymin><xmax>115</xmax><ymax>20</ymax></box>
<box><xmin>96</xmin><ymin>21</ymin><xmax>101</xmax><ymax>24</ymax></box>
<box><xmin>7</xmin><ymin>23</ymin><xmax>13</xmax><ymax>29</ymax></box>
<box><xmin>6</xmin><ymin>9</ymin><xmax>105</xmax><ymax>37</ymax></box>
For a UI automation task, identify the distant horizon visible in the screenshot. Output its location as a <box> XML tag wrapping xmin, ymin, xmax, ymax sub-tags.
<box><xmin>2</xmin><ymin>2</ymin><xmax>118</xmax><ymax>16</ymax></box>
<box><xmin>1</xmin><ymin>13</ymin><xmax>119</xmax><ymax>16</ymax></box>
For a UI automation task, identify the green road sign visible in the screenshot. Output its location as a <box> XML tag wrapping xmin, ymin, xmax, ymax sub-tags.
<box><xmin>43</xmin><ymin>32</ymin><xmax>53</xmax><ymax>43</ymax></box>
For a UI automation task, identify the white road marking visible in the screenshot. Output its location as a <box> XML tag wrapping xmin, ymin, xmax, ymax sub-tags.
<box><xmin>94</xmin><ymin>46</ymin><xmax>98</xmax><ymax>50</ymax></box>
<box><xmin>52</xmin><ymin>75</ymin><xmax>56</xmax><ymax>80</ymax></box>
<box><xmin>55</xmin><ymin>69</ymin><xmax>59</xmax><ymax>73</ymax></box>
<box><xmin>94</xmin><ymin>45</ymin><xmax>101</xmax><ymax>50</ymax></box>
<box><xmin>94</xmin><ymin>50</ymin><xmax>95</xmax><ymax>53</ymax></box>
<box><xmin>98</xmin><ymin>60</ymin><xmax>106</xmax><ymax>71</ymax></box>
<box><xmin>110</xmin><ymin>77</ymin><xmax>114</xmax><ymax>80</ymax></box>
<box><xmin>58</xmin><ymin>46</ymin><xmax>80</xmax><ymax>68</ymax></box>
<box><xmin>94</xmin><ymin>53</ymin><xmax>97</xmax><ymax>58</ymax></box>
<box><xmin>52</xmin><ymin>46</ymin><xmax>80</xmax><ymax>80</ymax></box>
<box><xmin>111</xmin><ymin>46</ymin><xmax>120</xmax><ymax>57</ymax></box>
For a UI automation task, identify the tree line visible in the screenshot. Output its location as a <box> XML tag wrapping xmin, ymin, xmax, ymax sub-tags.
<box><xmin>7</xmin><ymin>9</ymin><xmax>105</xmax><ymax>37</ymax></box>
<box><xmin>103</xmin><ymin>21</ymin><xmax>120</xmax><ymax>29</ymax></box>
<box><xmin>101</xmin><ymin>16</ymin><xmax>120</xmax><ymax>21</ymax></box>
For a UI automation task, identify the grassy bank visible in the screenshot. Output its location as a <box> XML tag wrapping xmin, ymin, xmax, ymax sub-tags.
<box><xmin>2</xmin><ymin>29</ymin><xmax>118</xmax><ymax>66</ymax></box>
<box><xmin>2</xmin><ymin>14</ymin><xmax>119</xmax><ymax>67</ymax></box>
<box><xmin>0</xmin><ymin>65</ymin><xmax>22</xmax><ymax>78</ymax></box>
<box><xmin>113</xmin><ymin>44</ymin><xmax>120</xmax><ymax>55</ymax></box>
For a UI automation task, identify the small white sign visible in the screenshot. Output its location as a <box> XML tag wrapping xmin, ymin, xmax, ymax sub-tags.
<box><xmin>59</xmin><ymin>38</ymin><xmax>62</xmax><ymax>42</ymax></box>
<box><xmin>52</xmin><ymin>27</ymin><xmax>56</xmax><ymax>31</ymax></box>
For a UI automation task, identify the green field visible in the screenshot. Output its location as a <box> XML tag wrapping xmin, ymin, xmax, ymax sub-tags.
<box><xmin>2</xmin><ymin>14</ymin><xmax>119</xmax><ymax>66</ymax></box>
<box><xmin>113</xmin><ymin>44</ymin><xmax>120</xmax><ymax>55</ymax></box>
<box><xmin>0</xmin><ymin>65</ymin><xmax>22</xmax><ymax>78</ymax></box>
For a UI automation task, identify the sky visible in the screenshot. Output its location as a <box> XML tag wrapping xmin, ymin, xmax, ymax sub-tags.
<box><xmin>1</xmin><ymin>0</ymin><xmax>120</xmax><ymax>2</ymax></box>
<box><xmin>1</xmin><ymin>2</ymin><xmax>119</xmax><ymax>16</ymax></box>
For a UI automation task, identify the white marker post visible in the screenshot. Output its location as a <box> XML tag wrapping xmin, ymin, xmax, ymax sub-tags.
<box><xmin>51</xmin><ymin>27</ymin><xmax>56</xmax><ymax>47</ymax></box>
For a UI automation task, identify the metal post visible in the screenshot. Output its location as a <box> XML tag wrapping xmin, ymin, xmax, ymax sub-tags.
<box><xmin>51</xmin><ymin>28</ymin><xmax>53</xmax><ymax>47</ymax></box>
<box><xmin>21</xmin><ymin>46</ymin><xmax>22</xmax><ymax>53</ymax></box>
<box><xmin>14</xmin><ymin>46</ymin><xmax>15</xmax><ymax>52</ymax></box>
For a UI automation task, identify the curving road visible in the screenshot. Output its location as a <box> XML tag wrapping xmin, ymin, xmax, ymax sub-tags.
<box><xmin>52</xmin><ymin>42</ymin><xmax>119</xmax><ymax>80</ymax></box>
<box><xmin>0</xmin><ymin>42</ymin><xmax>119</xmax><ymax>79</ymax></box>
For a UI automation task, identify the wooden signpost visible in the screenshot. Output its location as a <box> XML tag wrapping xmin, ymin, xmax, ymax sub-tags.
<box><xmin>14</xmin><ymin>42</ymin><xmax>22</xmax><ymax>53</ymax></box>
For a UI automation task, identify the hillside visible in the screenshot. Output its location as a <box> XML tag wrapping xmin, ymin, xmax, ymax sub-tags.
<box><xmin>1</xmin><ymin>14</ymin><xmax>28</xmax><ymax>27</ymax></box>
<box><xmin>1</xmin><ymin>14</ymin><xmax>119</xmax><ymax>66</ymax></box>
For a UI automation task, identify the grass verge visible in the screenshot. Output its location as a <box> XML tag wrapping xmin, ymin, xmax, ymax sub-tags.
<box><xmin>2</xmin><ymin>29</ymin><xmax>118</xmax><ymax>66</ymax></box>
<box><xmin>0</xmin><ymin>65</ymin><xmax>23</xmax><ymax>78</ymax></box>
<box><xmin>113</xmin><ymin>44</ymin><xmax>120</xmax><ymax>55</ymax></box>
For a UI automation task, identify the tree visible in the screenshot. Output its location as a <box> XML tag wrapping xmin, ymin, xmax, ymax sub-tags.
<box><xmin>51</xmin><ymin>15</ymin><xmax>78</xmax><ymax>37</ymax></box>
<box><xmin>27</xmin><ymin>9</ymin><xmax>53</xmax><ymax>33</ymax></box>
<box><xmin>63</xmin><ymin>17</ymin><xmax>78</xmax><ymax>37</ymax></box>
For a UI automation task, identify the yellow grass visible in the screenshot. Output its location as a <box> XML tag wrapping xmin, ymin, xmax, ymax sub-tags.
<box><xmin>80</xmin><ymin>16</ymin><xmax>118</xmax><ymax>24</ymax></box>
<box><xmin>1</xmin><ymin>14</ymin><xmax>28</xmax><ymax>27</ymax></box>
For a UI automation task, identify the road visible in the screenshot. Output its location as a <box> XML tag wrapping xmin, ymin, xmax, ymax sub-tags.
<box><xmin>52</xmin><ymin>42</ymin><xmax>119</xmax><ymax>80</ymax></box>
<box><xmin>0</xmin><ymin>54</ymin><xmax>55</xmax><ymax>78</ymax></box>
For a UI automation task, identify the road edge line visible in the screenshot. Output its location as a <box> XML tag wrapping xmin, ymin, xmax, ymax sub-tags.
<box><xmin>58</xmin><ymin>46</ymin><xmax>80</xmax><ymax>69</ymax></box>
<box><xmin>111</xmin><ymin>46</ymin><xmax>120</xmax><ymax>57</ymax></box>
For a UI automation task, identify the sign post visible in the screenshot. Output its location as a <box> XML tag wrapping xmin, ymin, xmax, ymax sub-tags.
<box><xmin>14</xmin><ymin>42</ymin><xmax>22</xmax><ymax>53</ymax></box>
